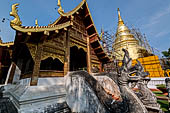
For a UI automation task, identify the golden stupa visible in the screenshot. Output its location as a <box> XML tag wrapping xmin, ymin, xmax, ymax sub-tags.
<box><xmin>113</xmin><ymin>8</ymin><xmax>143</xmax><ymax>60</ymax></box>
<box><xmin>112</xmin><ymin>9</ymin><xmax>167</xmax><ymax>78</ymax></box>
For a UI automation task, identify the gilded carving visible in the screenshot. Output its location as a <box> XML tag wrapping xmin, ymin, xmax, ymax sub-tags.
<box><xmin>43</xmin><ymin>38</ymin><xmax>64</xmax><ymax>51</ymax></box>
<box><xmin>57</xmin><ymin>0</ymin><xmax>64</xmax><ymax>14</ymax></box>
<box><xmin>92</xmin><ymin>64</ymin><xmax>99</xmax><ymax>68</ymax></box>
<box><xmin>41</xmin><ymin>51</ymin><xmax>64</xmax><ymax>64</ymax></box>
<box><xmin>9</xmin><ymin>3</ymin><xmax>72</xmax><ymax>33</ymax></box>
<box><xmin>57</xmin><ymin>0</ymin><xmax>86</xmax><ymax>17</ymax></box>
<box><xmin>43</xmin><ymin>46</ymin><xmax>64</xmax><ymax>55</ymax></box>
<box><xmin>91</xmin><ymin>60</ymin><xmax>100</xmax><ymax>64</ymax></box>
<box><xmin>26</xmin><ymin>43</ymin><xmax>37</xmax><ymax>61</ymax></box>
<box><xmin>10</xmin><ymin>3</ymin><xmax>22</xmax><ymax>26</ymax></box>
<box><xmin>40</xmin><ymin>37</ymin><xmax>65</xmax><ymax>63</ymax></box>
<box><xmin>70</xmin><ymin>42</ymin><xmax>87</xmax><ymax>52</ymax></box>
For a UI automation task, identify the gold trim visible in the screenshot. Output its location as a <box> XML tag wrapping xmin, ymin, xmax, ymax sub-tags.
<box><xmin>57</xmin><ymin>0</ymin><xmax>86</xmax><ymax>17</ymax></box>
<box><xmin>41</xmin><ymin>52</ymin><xmax>64</xmax><ymax>64</ymax></box>
<box><xmin>10</xmin><ymin>3</ymin><xmax>22</xmax><ymax>26</ymax></box>
<box><xmin>92</xmin><ymin>64</ymin><xmax>99</xmax><ymax>69</ymax></box>
<box><xmin>91</xmin><ymin>60</ymin><xmax>100</xmax><ymax>64</ymax></box>
<box><xmin>11</xmin><ymin>21</ymin><xmax>72</xmax><ymax>33</ymax></box>
<box><xmin>70</xmin><ymin>42</ymin><xmax>87</xmax><ymax>52</ymax></box>
<box><xmin>10</xmin><ymin>3</ymin><xmax>73</xmax><ymax>33</ymax></box>
<box><xmin>0</xmin><ymin>42</ymin><xmax>14</xmax><ymax>47</ymax></box>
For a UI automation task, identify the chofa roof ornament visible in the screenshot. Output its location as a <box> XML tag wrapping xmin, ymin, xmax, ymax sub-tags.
<box><xmin>57</xmin><ymin>0</ymin><xmax>86</xmax><ymax>17</ymax></box>
<box><xmin>10</xmin><ymin>3</ymin><xmax>22</xmax><ymax>26</ymax></box>
<box><xmin>57</xmin><ymin>0</ymin><xmax>64</xmax><ymax>14</ymax></box>
<box><xmin>9</xmin><ymin>3</ymin><xmax>72</xmax><ymax>33</ymax></box>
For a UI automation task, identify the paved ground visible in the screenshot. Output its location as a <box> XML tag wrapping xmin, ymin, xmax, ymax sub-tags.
<box><xmin>0</xmin><ymin>97</ymin><xmax>72</xmax><ymax>113</ymax></box>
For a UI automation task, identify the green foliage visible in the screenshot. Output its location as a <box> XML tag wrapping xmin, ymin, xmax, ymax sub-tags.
<box><xmin>152</xmin><ymin>90</ymin><xmax>163</xmax><ymax>94</ymax></box>
<box><xmin>162</xmin><ymin>48</ymin><xmax>170</xmax><ymax>58</ymax></box>
<box><xmin>157</xmin><ymin>100</ymin><xmax>169</xmax><ymax>112</ymax></box>
<box><xmin>153</xmin><ymin>91</ymin><xmax>169</xmax><ymax>112</ymax></box>
<box><xmin>155</xmin><ymin>93</ymin><xmax>166</xmax><ymax>97</ymax></box>
<box><xmin>156</xmin><ymin>84</ymin><xmax>166</xmax><ymax>88</ymax></box>
<box><xmin>162</xmin><ymin>51</ymin><xmax>169</xmax><ymax>57</ymax></box>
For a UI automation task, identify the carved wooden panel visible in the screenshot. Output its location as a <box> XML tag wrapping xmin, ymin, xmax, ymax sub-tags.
<box><xmin>42</xmin><ymin>45</ymin><xmax>64</xmax><ymax>63</ymax></box>
<box><xmin>41</xmin><ymin>34</ymin><xmax>65</xmax><ymax>63</ymax></box>
<box><xmin>42</xmin><ymin>51</ymin><xmax>64</xmax><ymax>64</ymax></box>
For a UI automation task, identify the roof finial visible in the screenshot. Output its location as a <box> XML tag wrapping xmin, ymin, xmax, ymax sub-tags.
<box><xmin>57</xmin><ymin>0</ymin><xmax>64</xmax><ymax>13</ymax></box>
<box><xmin>10</xmin><ymin>3</ymin><xmax>22</xmax><ymax>26</ymax></box>
<box><xmin>57</xmin><ymin>0</ymin><xmax>61</xmax><ymax>7</ymax></box>
<box><xmin>100</xmin><ymin>25</ymin><xmax>104</xmax><ymax>40</ymax></box>
<box><xmin>117</xmin><ymin>8</ymin><xmax>124</xmax><ymax>25</ymax></box>
<box><xmin>35</xmin><ymin>19</ymin><xmax>39</xmax><ymax>26</ymax></box>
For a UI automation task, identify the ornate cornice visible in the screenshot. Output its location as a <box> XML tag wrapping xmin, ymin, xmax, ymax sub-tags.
<box><xmin>57</xmin><ymin>0</ymin><xmax>86</xmax><ymax>17</ymax></box>
<box><xmin>0</xmin><ymin>42</ymin><xmax>14</xmax><ymax>47</ymax></box>
<box><xmin>10</xmin><ymin>3</ymin><xmax>73</xmax><ymax>34</ymax></box>
<box><xmin>70</xmin><ymin>42</ymin><xmax>87</xmax><ymax>52</ymax></box>
<box><xmin>41</xmin><ymin>52</ymin><xmax>64</xmax><ymax>64</ymax></box>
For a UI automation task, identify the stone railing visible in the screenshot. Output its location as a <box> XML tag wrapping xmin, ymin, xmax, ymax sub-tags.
<box><xmin>147</xmin><ymin>77</ymin><xmax>168</xmax><ymax>89</ymax></box>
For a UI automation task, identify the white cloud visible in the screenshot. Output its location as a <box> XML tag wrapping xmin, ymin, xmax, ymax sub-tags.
<box><xmin>155</xmin><ymin>30</ymin><xmax>170</xmax><ymax>38</ymax></box>
<box><xmin>141</xmin><ymin>20</ymin><xmax>159</xmax><ymax>29</ymax></box>
<box><xmin>151</xmin><ymin>5</ymin><xmax>170</xmax><ymax>22</ymax></box>
<box><xmin>142</xmin><ymin>5</ymin><xmax>170</xmax><ymax>29</ymax></box>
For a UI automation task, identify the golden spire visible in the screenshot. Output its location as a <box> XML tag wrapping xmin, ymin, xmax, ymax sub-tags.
<box><xmin>117</xmin><ymin>8</ymin><xmax>124</xmax><ymax>26</ymax></box>
<box><xmin>113</xmin><ymin>9</ymin><xmax>140</xmax><ymax>60</ymax></box>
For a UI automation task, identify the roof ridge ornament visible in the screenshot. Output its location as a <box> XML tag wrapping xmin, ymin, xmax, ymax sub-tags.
<box><xmin>9</xmin><ymin>3</ymin><xmax>72</xmax><ymax>33</ymax></box>
<box><xmin>57</xmin><ymin>0</ymin><xmax>64</xmax><ymax>14</ymax></box>
<box><xmin>35</xmin><ymin>19</ymin><xmax>39</xmax><ymax>26</ymax></box>
<box><xmin>57</xmin><ymin>0</ymin><xmax>86</xmax><ymax>16</ymax></box>
<box><xmin>10</xmin><ymin>3</ymin><xmax>22</xmax><ymax>26</ymax></box>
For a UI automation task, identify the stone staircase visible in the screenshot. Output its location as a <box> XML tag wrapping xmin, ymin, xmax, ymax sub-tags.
<box><xmin>42</xmin><ymin>102</ymin><xmax>71</xmax><ymax>113</ymax></box>
<box><xmin>0</xmin><ymin>97</ymin><xmax>18</xmax><ymax>113</ymax></box>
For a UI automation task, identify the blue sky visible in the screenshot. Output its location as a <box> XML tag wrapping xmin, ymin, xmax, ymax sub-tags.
<box><xmin>0</xmin><ymin>0</ymin><xmax>170</xmax><ymax>55</ymax></box>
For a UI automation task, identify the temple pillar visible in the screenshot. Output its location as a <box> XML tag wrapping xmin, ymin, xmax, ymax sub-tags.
<box><xmin>87</xmin><ymin>36</ymin><xmax>91</xmax><ymax>73</ymax></box>
<box><xmin>99</xmin><ymin>62</ymin><xmax>103</xmax><ymax>72</ymax></box>
<box><xmin>6</xmin><ymin>62</ymin><xmax>16</xmax><ymax>84</ymax></box>
<box><xmin>0</xmin><ymin>48</ymin><xmax>2</xmax><ymax>84</ymax></box>
<box><xmin>64</xmin><ymin>29</ymin><xmax>70</xmax><ymax>75</ymax></box>
<box><xmin>30</xmin><ymin>42</ymin><xmax>43</xmax><ymax>86</ymax></box>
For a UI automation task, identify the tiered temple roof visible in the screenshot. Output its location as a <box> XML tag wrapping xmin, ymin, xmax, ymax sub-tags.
<box><xmin>10</xmin><ymin>0</ymin><xmax>110</xmax><ymax>63</ymax></box>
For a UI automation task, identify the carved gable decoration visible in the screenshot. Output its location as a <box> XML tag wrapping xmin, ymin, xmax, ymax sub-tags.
<box><xmin>41</xmin><ymin>35</ymin><xmax>65</xmax><ymax>63</ymax></box>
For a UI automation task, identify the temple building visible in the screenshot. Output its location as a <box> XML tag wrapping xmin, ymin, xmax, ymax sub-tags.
<box><xmin>0</xmin><ymin>1</ymin><xmax>168</xmax><ymax>112</ymax></box>
<box><xmin>0</xmin><ymin>38</ymin><xmax>13</xmax><ymax>84</ymax></box>
<box><xmin>8</xmin><ymin>0</ymin><xmax>110</xmax><ymax>86</ymax></box>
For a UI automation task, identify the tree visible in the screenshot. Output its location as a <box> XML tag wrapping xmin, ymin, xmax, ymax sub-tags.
<box><xmin>162</xmin><ymin>48</ymin><xmax>170</xmax><ymax>71</ymax></box>
<box><xmin>162</xmin><ymin>48</ymin><xmax>170</xmax><ymax>58</ymax></box>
